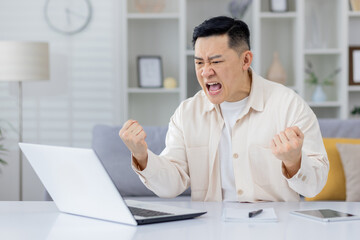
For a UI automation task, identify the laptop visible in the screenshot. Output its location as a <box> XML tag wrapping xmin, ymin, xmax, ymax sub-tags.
<box><xmin>19</xmin><ymin>143</ymin><xmax>206</xmax><ymax>225</ymax></box>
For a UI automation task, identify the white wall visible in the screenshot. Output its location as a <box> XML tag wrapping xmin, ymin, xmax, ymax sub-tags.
<box><xmin>0</xmin><ymin>0</ymin><xmax>122</xmax><ymax>200</ymax></box>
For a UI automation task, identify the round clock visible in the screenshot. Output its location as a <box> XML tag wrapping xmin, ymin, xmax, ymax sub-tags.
<box><xmin>44</xmin><ymin>0</ymin><xmax>92</xmax><ymax>35</ymax></box>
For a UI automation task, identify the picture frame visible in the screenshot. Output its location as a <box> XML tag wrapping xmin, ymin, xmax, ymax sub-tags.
<box><xmin>137</xmin><ymin>56</ymin><xmax>163</xmax><ymax>88</ymax></box>
<box><xmin>349</xmin><ymin>46</ymin><xmax>360</xmax><ymax>86</ymax></box>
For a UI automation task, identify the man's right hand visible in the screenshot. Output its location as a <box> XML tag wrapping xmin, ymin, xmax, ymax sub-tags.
<box><xmin>119</xmin><ymin>120</ymin><xmax>148</xmax><ymax>170</ymax></box>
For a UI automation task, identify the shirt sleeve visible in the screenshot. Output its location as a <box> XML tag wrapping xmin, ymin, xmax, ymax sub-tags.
<box><xmin>282</xmin><ymin>151</ymin><xmax>329</xmax><ymax>197</ymax></box>
<box><xmin>131</xmin><ymin>105</ymin><xmax>190</xmax><ymax>198</ymax></box>
<box><xmin>281</xmin><ymin>93</ymin><xmax>329</xmax><ymax>197</ymax></box>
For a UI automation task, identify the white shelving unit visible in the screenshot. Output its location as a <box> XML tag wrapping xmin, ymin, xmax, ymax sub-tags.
<box><xmin>252</xmin><ymin>0</ymin><xmax>301</xmax><ymax>94</ymax></box>
<box><xmin>308</xmin><ymin>101</ymin><xmax>342</xmax><ymax>107</ymax></box>
<box><xmin>349</xmin><ymin>86</ymin><xmax>360</xmax><ymax>92</ymax></box>
<box><xmin>121</xmin><ymin>0</ymin><xmax>360</xmax><ymax>124</ymax></box>
<box><xmin>252</xmin><ymin>0</ymin><xmax>354</xmax><ymax>119</ymax></box>
<box><xmin>347</xmin><ymin>6</ymin><xmax>360</xmax><ymax>118</ymax></box>
<box><xmin>127</xmin><ymin>13</ymin><xmax>180</xmax><ymax>19</ymax></box>
<box><xmin>127</xmin><ymin>88</ymin><xmax>181</xmax><ymax>93</ymax></box>
<box><xmin>349</xmin><ymin>11</ymin><xmax>360</xmax><ymax>17</ymax></box>
<box><xmin>121</xmin><ymin>0</ymin><xmax>186</xmax><ymax>126</ymax></box>
<box><xmin>259</xmin><ymin>12</ymin><xmax>297</xmax><ymax>19</ymax></box>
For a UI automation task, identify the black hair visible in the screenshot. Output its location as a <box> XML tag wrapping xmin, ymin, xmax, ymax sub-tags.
<box><xmin>192</xmin><ymin>16</ymin><xmax>251</xmax><ymax>53</ymax></box>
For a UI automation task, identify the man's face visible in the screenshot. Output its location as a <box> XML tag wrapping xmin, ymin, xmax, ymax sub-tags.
<box><xmin>194</xmin><ymin>34</ymin><xmax>251</xmax><ymax>104</ymax></box>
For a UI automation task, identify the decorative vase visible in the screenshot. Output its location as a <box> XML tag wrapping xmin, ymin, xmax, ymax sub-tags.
<box><xmin>350</xmin><ymin>0</ymin><xmax>360</xmax><ymax>11</ymax></box>
<box><xmin>312</xmin><ymin>85</ymin><xmax>327</xmax><ymax>102</ymax></box>
<box><xmin>228</xmin><ymin>0</ymin><xmax>252</xmax><ymax>19</ymax></box>
<box><xmin>266</xmin><ymin>51</ymin><xmax>287</xmax><ymax>85</ymax></box>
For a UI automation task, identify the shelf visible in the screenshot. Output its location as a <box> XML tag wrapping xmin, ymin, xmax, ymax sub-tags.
<box><xmin>348</xmin><ymin>86</ymin><xmax>360</xmax><ymax>92</ymax></box>
<box><xmin>308</xmin><ymin>101</ymin><xmax>341</xmax><ymax>107</ymax></box>
<box><xmin>260</xmin><ymin>12</ymin><xmax>297</xmax><ymax>19</ymax></box>
<box><xmin>128</xmin><ymin>88</ymin><xmax>181</xmax><ymax>93</ymax></box>
<box><xmin>304</xmin><ymin>49</ymin><xmax>342</xmax><ymax>55</ymax></box>
<box><xmin>123</xmin><ymin>0</ymin><xmax>358</xmax><ymax>122</ymax></box>
<box><xmin>349</xmin><ymin>11</ymin><xmax>360</xmax><ymax>17</ymax></box>
<box><xmin>127</xmin><ymin>13</ymin><xmax>180</xmax><ymax>19</ymax></box>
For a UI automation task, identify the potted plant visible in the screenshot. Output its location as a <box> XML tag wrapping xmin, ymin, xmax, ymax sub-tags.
<box><xmin>305</xmin><ymin>61</ymin><xmax>341</xmax><ymax>102</ymax></box>
<box><xmin>0</xmin><ymin>120</ymin><xmax>13</xmax><ymax>172</ymax></box>
<box><xmin>351</xmin><ymin>106</ymin><xmax>360</xmax><ymax>117</ymax></box>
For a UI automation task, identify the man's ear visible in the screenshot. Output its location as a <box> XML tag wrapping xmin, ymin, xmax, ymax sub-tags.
<box><xmin>242</xmin><ymin>50</ymin><xmax>253</xmax><ymax>71</ymax></box>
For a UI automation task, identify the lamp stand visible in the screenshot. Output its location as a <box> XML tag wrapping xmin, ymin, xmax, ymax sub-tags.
<box><xmin>18</xmin><ymin>81</ymin><xmax>23</xmax><ymax>201</ymax></box>
<box><xmin>0</xmin><ymin>41</ymin><xmax>50</xmax><ymax>201</ymax></box>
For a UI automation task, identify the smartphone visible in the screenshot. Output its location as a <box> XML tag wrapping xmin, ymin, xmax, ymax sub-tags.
<box><xmin>291</xmin><ymin>209</ymin><xmax>360</xmax><ymax>222</ymax></box>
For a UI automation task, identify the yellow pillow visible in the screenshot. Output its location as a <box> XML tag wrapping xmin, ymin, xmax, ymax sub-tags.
<box><xmin>305</xmin><ymin>138</ymin><xmax>360</xmax><ymax>201</ymax></box>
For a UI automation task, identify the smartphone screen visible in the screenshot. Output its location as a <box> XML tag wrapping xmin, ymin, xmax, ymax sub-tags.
<box><xmin>300</xmin><ymin>209</ymin><xmax>355</xmax><ymax>218</ymax></box>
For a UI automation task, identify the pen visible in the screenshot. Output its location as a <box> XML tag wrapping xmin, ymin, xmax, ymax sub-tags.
<box><xmin>248</xmin><ymin>209</ymin><xmax>263</xmax><ymax>218</ymax></box>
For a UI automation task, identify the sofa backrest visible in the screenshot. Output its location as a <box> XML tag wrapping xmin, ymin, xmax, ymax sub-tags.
<box><xmin>318</xmin><ymin>119</ymin><xmax>360</xmax><ymax>138</ymax></box>
<box><xmin>91</xmin><ymin>119</ymin><xmax>360</xmax><ymax>198</ymax></box>
<box><xmin>92</xmin><ymin>124</ymin><xmax>191</xmax><ymax>197</ymax></box>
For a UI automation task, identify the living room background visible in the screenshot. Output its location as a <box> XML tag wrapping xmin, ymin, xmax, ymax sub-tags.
<box><xmin>0</xmin><ymin>0</ymin><xmax>359</xmax><ymax>201</ymax></box>
<box><xmin>0</xmin><ymin>0</ymin><xmax>121</xmax><ymax>200</ymax></box>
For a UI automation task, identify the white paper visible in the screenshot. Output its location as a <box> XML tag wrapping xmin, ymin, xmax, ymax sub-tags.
<box><xmin>223</xmin><ymin>208</ymin><xmax>278</xmax><ymax>222</ymax></box>
<box><xmin>353</xmin><ymin>50</ymin><xmax>360</xmax><ymax>83</ymax></box>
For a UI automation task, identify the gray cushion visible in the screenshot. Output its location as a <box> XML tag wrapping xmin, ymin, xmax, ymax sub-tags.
<box><xmin>44</xmin><ymin>119</ymin><xmax>360</xmax><ymax>200</ymax></box>
<box><xmin>92</xmin><ymin>124</ymin><xmax>191</xmax><ymax>197</ymax></box>
<box><xmin>318</xmin><ymin>119</ymin><xmax>360</xmax><ymax>138</ymax></box>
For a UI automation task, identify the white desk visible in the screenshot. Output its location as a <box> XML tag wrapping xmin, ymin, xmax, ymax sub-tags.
<box><xmin>1</xmin><ymin>200</ymin><xmax>360</xmax><ymax>240</ymax></box>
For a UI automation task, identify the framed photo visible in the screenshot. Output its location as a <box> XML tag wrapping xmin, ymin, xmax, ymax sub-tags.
<box><xmin>349</xmin><ymin>46</ymin><xmax>360</xmax><ymax>85</ymax></box>
<box><xmin>137</xmin><ymin>56</ymin><xmax>163</xmax><ymax>88</ymax></box>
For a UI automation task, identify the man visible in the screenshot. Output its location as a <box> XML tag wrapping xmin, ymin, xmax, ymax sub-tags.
<box><xmin>119</xmin><ymin>16</ymin><xmax>329</xmax><ymax>202</ymax></box>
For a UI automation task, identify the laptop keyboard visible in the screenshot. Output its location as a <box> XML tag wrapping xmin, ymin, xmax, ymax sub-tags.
<box><xmin>128</xmin><ymin>206</ymin><xmax>173</xmax><ymax>217</ymax></box>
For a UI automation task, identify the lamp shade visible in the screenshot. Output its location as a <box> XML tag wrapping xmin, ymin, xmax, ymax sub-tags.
<box><xmin>0</xmin><ymin>41</ymin><xmax>49</xmax><ymax>82</ymax></box>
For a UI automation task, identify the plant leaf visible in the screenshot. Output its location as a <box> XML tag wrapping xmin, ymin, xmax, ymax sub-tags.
<box><xmin>0</xmin><ymin>158</ymin><xmax>7</xmax><ymax>165</ymax></box>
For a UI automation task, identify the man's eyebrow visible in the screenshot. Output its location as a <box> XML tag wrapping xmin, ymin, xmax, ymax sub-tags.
<box><xmin>209</xmin><ymin>55</ymin><xmax>222</xmax><ymax>60</ymax></box>
<box><xmin>194</xmin><ymin>55</ymin><xmax>223</xmax><ymax>60</ymax></box>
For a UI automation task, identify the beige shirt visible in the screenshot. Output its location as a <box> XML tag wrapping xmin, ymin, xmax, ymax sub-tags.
<box><xmin>132</xmin><ymin>70</ymin><xmax>329</xmax><ymax>202</ymax></box>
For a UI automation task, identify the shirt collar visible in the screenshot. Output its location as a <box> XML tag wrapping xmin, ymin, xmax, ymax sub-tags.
<box><xmin>203</xmin><ymin>68</ymin><xmax>265</xmax><ymax>113</ymax></box>
<box><xmin>246</xmin><ymin>69</ymin><xmax>265</xmax><ymax>112</ymax></box>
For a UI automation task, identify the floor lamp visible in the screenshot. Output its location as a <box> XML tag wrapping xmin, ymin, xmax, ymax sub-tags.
<box><xmin>0</xmin><ymin>41</ymin><xmax>49</xmax><ymax>201</ymax></box>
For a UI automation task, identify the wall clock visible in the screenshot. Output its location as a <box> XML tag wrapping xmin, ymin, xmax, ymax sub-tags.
<box><xmin>44</xmin><ymin>0</ymin><xmax>92</xmax><ymax>35</ymax></box>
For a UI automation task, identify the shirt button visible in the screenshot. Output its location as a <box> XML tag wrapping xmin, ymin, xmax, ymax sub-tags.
<box><xmin>237</xmin><ymin>189</ymin><xmax>243</xmax><ymax>195</ymax></box>
<box><xmin>233</xmin><ymin>153</ymin><xmax>239</xmax><ymax>159</ymax></box>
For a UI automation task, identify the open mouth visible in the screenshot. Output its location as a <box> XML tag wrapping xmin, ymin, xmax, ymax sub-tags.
<box><xmin>206</xmin><ymin>82</ymin><xmax>222</xmax><ymax>95</ymax></box>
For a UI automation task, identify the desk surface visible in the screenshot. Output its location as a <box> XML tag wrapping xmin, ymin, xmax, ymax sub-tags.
<box><xmin>1</xmin><ymin>200</ymin><xmax>360</xmax><ymax>240</ymax></box>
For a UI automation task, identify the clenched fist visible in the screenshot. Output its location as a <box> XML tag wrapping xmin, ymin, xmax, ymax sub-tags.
<box><xmin>119</xmin><ymin>120</ymin><xmax>148</xmax><ymax>170</ymax></box>
<box><xmin>270</xmin><ymin>126</ymin><xmax>304</xmax><ymax>178</ymax></box>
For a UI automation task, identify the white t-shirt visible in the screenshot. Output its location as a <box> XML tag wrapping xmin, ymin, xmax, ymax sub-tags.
<box><xmin>219</xmin><ymin>98</ymin><xmax>248</xmax><ymax>201</ymax></box>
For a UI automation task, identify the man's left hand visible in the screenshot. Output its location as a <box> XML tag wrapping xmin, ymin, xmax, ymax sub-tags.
<box><xmin>270</xmin><ymin>126</ymin><xmax>304</xmax><ymax>178</ymax></box>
